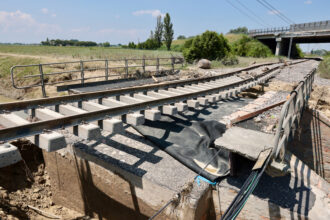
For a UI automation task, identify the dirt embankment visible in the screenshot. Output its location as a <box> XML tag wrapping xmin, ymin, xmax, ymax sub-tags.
<box><xmin>263</xmin><ymin>60</ymin><xmax>330</xmax><ymax>118</ymax></box>
<box><xmin>0</xmin><ymin>141</ymin><xmax>84</xmax><ymax>219</ymax></box>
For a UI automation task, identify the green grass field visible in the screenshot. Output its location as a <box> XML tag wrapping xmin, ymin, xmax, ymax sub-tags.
<box><xmin>0</xmin><ymin>45</ymin><xmax>182</xmax><ymax>60</ymax></box>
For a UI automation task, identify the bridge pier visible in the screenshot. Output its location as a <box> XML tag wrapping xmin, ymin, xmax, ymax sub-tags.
<box><xmin>275</xmin><ymin>38</ymin><xmax>282</xmax><ymax>56</ymax></box>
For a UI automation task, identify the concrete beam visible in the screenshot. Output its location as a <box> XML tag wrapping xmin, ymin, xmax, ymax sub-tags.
<box><xmin>80</xmin><ymin>102</ymin><xmax>124</xmax><ymax>134</ymax></box>
<box><xmin>36</xmin><ymin>108</ymin><xmax>101</xmax><ymax>140</ymax></box>
<box><xmin>101</xmin><ymin>98</ymin><xmax>145</xmax><ymax>125</ymax></box>
<box><xmin>0</xmin><ymin>143</ymin><xmax>22</xmax><ymax>168</ymax></box>
<box><xmin>102</xmin><ymin>98</ymin><xmax>127</xmax><ymax>108</ymax></box>
<box><xmin>0</xmin><ymin>113</ymin><xmax>66</xmax><ymax>152</ymax></box>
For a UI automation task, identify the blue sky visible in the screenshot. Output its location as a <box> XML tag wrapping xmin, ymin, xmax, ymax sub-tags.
<box><xmin>1</xmin><ymin>0</ymin><xmax>329</xmax><ymax>51</ymax></box>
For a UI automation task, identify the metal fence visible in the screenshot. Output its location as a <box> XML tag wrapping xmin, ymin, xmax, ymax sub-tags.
<box><xmin>11</xmin><ymin>57</ymin><xmax>184</xmax><ymax>97</ymax></box>
<box><xmin>272</xmin><ymin>68</ymin><xmax>316</xmax><ymax>161</ymax></box>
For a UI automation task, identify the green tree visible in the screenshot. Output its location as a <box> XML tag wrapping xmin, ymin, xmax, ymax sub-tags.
<box><xmin>154</xmin><ymin>15</ymin><xmax>163</xmax><ymax>48</ymax></box>
<box><xmin>163</xmin><ymin>13</ymin><xmax>174</xmax><ymax>50</ymax></box>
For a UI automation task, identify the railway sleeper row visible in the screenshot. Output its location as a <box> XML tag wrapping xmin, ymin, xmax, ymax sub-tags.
<box><xmin>0</xmin><ymin>62</ymin><xmax>297</xmax><ymax>168</ymax></box>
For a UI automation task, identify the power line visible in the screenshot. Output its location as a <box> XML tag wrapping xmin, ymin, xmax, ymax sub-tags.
<box><xmin>225</xmin><ymin>0</ymin><xmax>268</xmax><ymax>28</ymax></box>
<box><xmin>261</xmin><ymin>0</ymin><xmax>296</xmax><ymax>24</ymax></box>
<box><xmin>234</xmin><ymin>0</ymin><xmax>273</xmax><ymax>28</ymax></box>
<box><xmin>256</xmin><ymin>0</ymin><xmax>293</xmax><ymax>26</ymax></box>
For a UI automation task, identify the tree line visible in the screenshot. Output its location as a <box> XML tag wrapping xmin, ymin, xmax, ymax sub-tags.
<box><xmin>125</xmin><ymin>13</ymin><xmax>174</xmax><ymax>50</ymax></box>
<box><xmin>41</xmin><ymin>38</ymin><xmax>110</xmax><ymax>47</ymax></box>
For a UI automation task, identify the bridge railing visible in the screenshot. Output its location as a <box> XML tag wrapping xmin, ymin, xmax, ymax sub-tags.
<box><xmin>250</xmin><ymin>20</ymin><xmax>330</xmax><ymax>35</ymax></box>
<box><xmin>291</xmin><ymin>20</ymin><xmax>330</xmax><ymax>32</ymax></box>
<box><xmin>11</xmin><ymin>57</ymin><xmax>184</xmax><ymax>97</ymax></box>
<box><xmin>249</xmin><ymin>26</ymin><xmax>290</xmax><ymax>35</ymax></box>
<box><xmin>272</xmin><ymin>68</ymin><xmax>315</xmax><ymax>161</ymax></box>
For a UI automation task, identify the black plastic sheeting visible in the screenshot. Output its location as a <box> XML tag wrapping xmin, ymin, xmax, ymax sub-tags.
<box><xmin>133</xmin><ymin>114</ymin><xmax>230</xmax><ymax>182</ymax></box>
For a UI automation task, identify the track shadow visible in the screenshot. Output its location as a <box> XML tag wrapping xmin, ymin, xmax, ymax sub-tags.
<box><xmin>289</xmin><ymin>109</ymin><xmax>326</xmax><ymax>179</ymax></box>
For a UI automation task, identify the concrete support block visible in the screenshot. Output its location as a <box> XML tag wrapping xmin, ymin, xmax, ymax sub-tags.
<box><xmin>175</xmin><ymin>102</ymin><xmax>188</xmax><ymax>112</ymax></box>
<box><xmin>144</xmin><ymin>109</ymin><xmax>161</xmax><ymax>121</ymax></box>
<box><xmin>124</xmin><ymin>113</ymin><xmax>145</xmax><ymax>126</ymax></box>
<box><xmin>103</xmin><ymin>118</ymin><xmax>124</xmax><ymax>134</ymax></box>
<box><xmin>0</xmin><ymin>113</ymin><xmax>66</xmax><ymax>152</ymax></box>
<box><xmin>161</xmin><ymin>105</ymin><xmax>177</xmax><ymax>115</ymax></box>
<box><xmin>0</xmin><ymin>143</ymin><xmax>22</xmax><ymax>168</ymax></box>
<box><xmin>187</xmin><ymin>100</ymin><xmax>199</xmax><ymax>108</ymax></box>
<box><xmin>197</xmin><ymin>97</ymin><xmax>208</xmax><ymax>105</ymax></box>
<box><xmin>78</xmin><ymin>124</ymin><xmax>102</xmax><ymax>140</ymax></box>
<box><xmin>38</xmin><ymin>132</ymin><xmax>66</xmax><ymax>152</ymax></box>
<box><xmin>205</xmin><ymin>95</ymin><xmax>216</xmax><ymax>103</ymax></box>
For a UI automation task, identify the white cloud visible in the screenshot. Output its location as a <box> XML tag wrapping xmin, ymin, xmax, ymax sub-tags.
<box><xmin>304</xmin><ymin>0</ymin><xmax>312</xmax><ymax>4</ymax></box>
<box><xmin>132</xmin><ymin>9</ymin><xmax>165</xmax><ymax>18</ymax></box>
<box><xmin>268</xmin><ymin>10</ymin><xmax>280</xmax><ymax>15</ymax></box>
<box><xmin>51</xmin><ymin>13</ymin><xmax>56</xmax><ymax>18</ymax></box>
<box><xmin>41</xmin><ymin>8</ymin><xmax>49</xmax><ymax>14</ymax></box>
<box><xmin>0</xmin><ymin>10</ymin><xmax>61</xmax><ymax>34</ymax></box>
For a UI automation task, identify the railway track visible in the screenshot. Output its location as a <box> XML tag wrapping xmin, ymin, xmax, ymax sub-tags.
<box><xmin>0</xmin><ymin>60</ymin><xmax>306</xmax><ymax>160</ymax></box>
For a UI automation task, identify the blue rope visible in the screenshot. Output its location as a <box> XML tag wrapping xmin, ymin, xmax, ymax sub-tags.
<box><xmin>195</xmin><ymin>175</ymin><xmax>217</xmax><ymax>186</ymax></box>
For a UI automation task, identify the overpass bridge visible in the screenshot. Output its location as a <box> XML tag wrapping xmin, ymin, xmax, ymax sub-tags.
<box><xmin>249</xmin><ymin>20</ymin><xmax>330</xmax><ymax>58</ymax></box>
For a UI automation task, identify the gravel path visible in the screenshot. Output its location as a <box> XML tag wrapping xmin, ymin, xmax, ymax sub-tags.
<box><xmin>274</xmin><ymin>60</ymin><xmax>330</xmax><ymax>86</ymax></box>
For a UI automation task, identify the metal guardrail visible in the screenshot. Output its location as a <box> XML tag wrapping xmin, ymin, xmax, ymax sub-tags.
<box><xmin>291</xmin><ymin>20</ymin><xmax>330</xmax><ymax>32</ymax></box>
<box><xmin>249</xmin><ymin>27</ymin><xmax>290</xmax><ymax>35</ymax></box>
<box><xmin>272</xmin><ymin>68</ymin><xmax>316</xmax><ymax>161</ymax></box>
<box><xmin>249</xmin><ymin>20</ymin><xmax>330</xmax><ymax>35</ymax></box>
<box><xmin>11</xmin><ymin>57</ymin><xmax>184</xmax><ymax>97</ymax></box>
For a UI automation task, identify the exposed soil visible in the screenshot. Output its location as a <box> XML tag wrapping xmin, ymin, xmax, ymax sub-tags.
<box><xmin>0</xmin><ymin>140</ymin><xmax>88</xmax><ymax>219</ymax></box>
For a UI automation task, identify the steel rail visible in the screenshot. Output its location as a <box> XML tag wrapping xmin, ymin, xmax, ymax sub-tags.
<box><xmin>1</xmin><ymin>61</ymin><xmax>295</xmax><ymax>112</ymax></box>
<box><xmin>0</xmin><ymin>65</ymin><xmax>285</xmax><ymax>142</ymax></box>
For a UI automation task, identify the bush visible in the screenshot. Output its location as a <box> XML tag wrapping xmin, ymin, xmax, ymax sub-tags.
<box><xmin>228</xmin><ymin>27</ymin><xmax>248</xmax><ymax>35</ymax></box>
<box><xmin>232</xmin><ymin>35</ymin><xmax>272</xmax><ymax>58</ymax></box>
<box><xmin>318</xmin><ymin>56</ymin><xmax>330</xmax><ymax>79</ymax></box>
<box><xmin>183</xmin><ymin>31</ymin><xmax>230</xmax><ymax>62</ymax></box>
<box><xmin>137</xmin><ymin>38</ymin><xmax>159</xmax><ymax>50</ymax></box>
<box><xmin>221</xmin><ymin>53</ymin><xmax>239</xmax><ymax>66</ymax></box>
<box><xmin>295</xmin><ymin>45</ymin><xmax>304</xmax><ymax>58</ymax></box>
